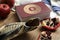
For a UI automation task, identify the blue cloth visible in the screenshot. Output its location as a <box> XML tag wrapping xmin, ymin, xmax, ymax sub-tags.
<box><xmin>42</xmin><ymin>0</ymin><xmax>60</xmax><ymax>12</ymax></box>
<box><xmin>42</xmin><ymin>0</ymin><xmax>51</xmax><ymax>5</ymax></box>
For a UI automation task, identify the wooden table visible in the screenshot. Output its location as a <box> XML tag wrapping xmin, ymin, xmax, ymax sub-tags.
<box><xmin>0</xmin><ymin>11</ymin><xmax>60</xmax><ymax>40</ymax></box>
<box><xmin>0</xmin><ymin>11</ymin><xmax>40</xmax><ymax>40</ymax></box>
<box><xmin>0</xmin><ymin>11</ymin><xmax>19</xmax><ymax>27</ymax></box>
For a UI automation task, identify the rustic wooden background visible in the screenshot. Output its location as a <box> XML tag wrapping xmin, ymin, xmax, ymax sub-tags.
<box><xmin>0</xmin><ymin>11</ymin><xmax>60</xmax><ymax>40</ymax></box>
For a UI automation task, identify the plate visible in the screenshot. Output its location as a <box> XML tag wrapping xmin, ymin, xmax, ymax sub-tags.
<box><xmin>0</xmin><ymin>22</ymin><xmax>25</xmax><ymax>40</ymax></box>
<box><xmin>0</xmin><ymin>21</ymin><xmax>39</xmax><ymax>40</ymax></box>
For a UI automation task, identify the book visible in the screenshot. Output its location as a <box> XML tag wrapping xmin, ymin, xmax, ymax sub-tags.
<box><xmin>16</xmin><ymin>2</ymin><xmax>51</xmax><ymax>21</ymax></box>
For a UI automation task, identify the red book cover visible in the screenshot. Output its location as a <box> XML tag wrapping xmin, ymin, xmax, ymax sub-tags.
<box><xmin>16</xmin><ymin>2</ymin><xmax>51</xmax><ymax>21</ymax></box>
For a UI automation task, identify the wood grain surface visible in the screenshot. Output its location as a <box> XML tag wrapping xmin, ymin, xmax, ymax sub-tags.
<box><xmin>0</xmin><ymin>11</ymin><xmax>19</xmax><ymax>27</ymax></box>
<box><xmin>0</xmin><ymin>11</ymin><xmax>60</xmax><ymax>40</ymax></box>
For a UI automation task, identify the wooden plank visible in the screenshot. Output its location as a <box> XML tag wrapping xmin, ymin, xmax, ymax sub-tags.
<box><xmin>0</xmin><ymin>11</ymin><xmax>19</xmax><ymax>27</ymax></box>
<box><xmin>0</xmin><ymin>11</ymin><xmax>60</xmax><ymax>40</ymax></box>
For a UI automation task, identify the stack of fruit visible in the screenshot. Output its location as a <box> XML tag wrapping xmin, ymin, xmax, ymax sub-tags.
<box><xmin>41</xmin><ymin>18</ymin><xmax>60</xmax><ymax>31</ymax></box>
<box><xmin>0</xmin><ymin>0</ymin><xmax>15</xmax><ymax>19</ymax></box>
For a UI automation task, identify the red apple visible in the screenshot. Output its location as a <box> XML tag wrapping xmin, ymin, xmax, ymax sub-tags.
<box><xmin>0</xmin><ymin>4</ymin><xmax>10</xmax><ymax>19</ymax></box>
<box><xmin>0</xmin><ymin>0</ymin><xmax>15</xmax><ymax>8</ymax></box>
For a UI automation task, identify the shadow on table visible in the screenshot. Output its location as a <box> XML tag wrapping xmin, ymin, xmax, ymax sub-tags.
<box><xmin>11</xmin><ymin>32</ymin><xmax>31</xmax><ymax>40</ymax></box>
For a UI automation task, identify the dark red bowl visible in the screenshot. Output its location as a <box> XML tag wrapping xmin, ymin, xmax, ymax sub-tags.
<box><xmin>42</xmin><ymin>22</ymin><xmax>60</xmax><ymax>30</ymax></box>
